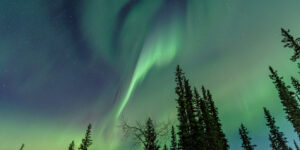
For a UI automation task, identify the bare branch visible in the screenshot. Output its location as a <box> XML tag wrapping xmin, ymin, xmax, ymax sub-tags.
<box><xmin>120</xmin><ymin>117</ymin><xmax>173</xmax><ymax>148</ymax></box>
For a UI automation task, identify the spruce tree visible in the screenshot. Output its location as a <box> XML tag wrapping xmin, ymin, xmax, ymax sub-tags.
<box><xmin>183</xmin><ymin>78</ymin><xmax>203</xmax><ymax>150</ymax></box>
<box><xmin>174</xmin><ymin>65</ymin><xmax>189</xmax><ymax>150</ymax></box>
<box><xmin>264</xmin><ymin>107</ymin><xmax>290</xmax><ymax>150</ymax></box>
<box><xmin>200</xmin><ymin>86</ymin><xmax>217</xmax><ymax>150</ymax></box>
<box><xmin>207</xmin><ymin>90</ymin><xmax>229</xmax><ymax>150</ymax></box>
<box><xmin>144</xmin><ymin>118</ymin><xmax>160</xmax><ymax>150</ymax></box>
<box><xmin>174</xmin><ymin>66</ymin><xmax>228</xmax><ymax>150</ymax></box>
<box><xmin>69</xmin><ymin>141</ymin><xmax>75</xmax><ymax>150</ymax></box>
<box><xmin>170</xmin><ymin>126</ymin><xmax>177</xmax><ymax>150</ymax></box>
<box><xmin>239</xmin><ymin>124</ymin><xmax>256</xmax><ymax>150</ymax></box>
<box><xmin>294</xmin><ymin>140</ymin><xmax>300</xmax><ymax>150</ymax></box>
<box><xmin>281</xmin><ymin>28</ymin><xmax>300</xmax><ymax>62</ymax></box>
<box><xmin>269</xmin><ymin>66</ymin><xmax>300</xmax><ymax>138</ymax></box>
<box><xmin>291</xmin><ymin>77</ymin><xmax>300</xmax><ymax>101</ymax></box>
<box><xmin>79</xmin><ymin>124</ymin><xmax>92</xmax><ymax>150</ymax></box>
<box><xmin>193</xmin><ymin>88</ymin><xmax>206</xmax><ymax>149</ymax></box>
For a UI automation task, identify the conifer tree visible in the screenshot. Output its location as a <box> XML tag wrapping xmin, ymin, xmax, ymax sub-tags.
<box><xmin>174</xmin><ymin>66</ymin><xmax>229</xmax><ymax>150</ymax></box>
<box><xmin>144</xmin><ymin>118</ymin><xmax>160</xmax><ymax>150</ymax></box>
<box><xmin>174</xmin><ymin>65</ymin><xmax>189</xmax><ymax>150</ymax></box>
<box><xmin>207</xmin><ymin>90</ymin><xmax>229</xmax><ymax>150</ymax></box>
<box><xmin>294</xmin><ymin>140</ymin><xmax>300</xmax><ymax>150</ymax></box>
<box><xmin>193</xmin><ymin>88</ymin><xmax>206</xmax><ymax>149</ymax></box>
<box><xmin>183</xmin><ymin>78</ymin><xmax>203</xmax><ymax>150</ymax></box>
<box><xmin>239</xmin><ymin>124</ymin><xmax>256</xmax><ymax>150</ymax></box>
<box><xmin>69</xmin><ymin>141</ymin><xmax>75</xmax><ymax>150</ymax></box>
<box><xmin>264</xmin><ymin>107</ymin><xmax>290</xmax><ymax>150</ymax></box>
<box><xmin>291</xmin><ymin>77</ymin><xmax>300</xmax><ymax>101</ymax></box>
<box><xmin>79</xmin><ymin>124</ymin><xmax>92</xmax><ymax>150</ymax></box>
<box><xmin>269</xmin><ymin>66</ymin><xmax>300</xmax><ymax>138</ymax></box>
<box><xmin>200</xmin><ymin>86</ymin><xmax>217</xmax><ymax>150</ymax></box>
<box><xmin>281</xmin><ymin>28</ymin><xmax>300</xmax><ymax>62</ymax></box>
<box><xmin>170</xmin><ymin>126</ymin><xmax>177</xmax><ymax>150</ymax></box>
<box><xmin>121</xmin><ymin>117</ymin><xmax>168</xmax><ymax>150</ymax></box>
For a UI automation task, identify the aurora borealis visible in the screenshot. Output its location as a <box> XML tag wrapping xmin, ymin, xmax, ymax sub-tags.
<box><xmin>0</xmin><ymin>0</ymin><xmax>300</xmax><ymax>149</ymax></box>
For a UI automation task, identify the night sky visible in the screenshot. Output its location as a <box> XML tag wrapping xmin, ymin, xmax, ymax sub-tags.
<box><xmin>0</xmin><ymin>0</ymin><xmax>300</xmax><ymax>149</ymax></box>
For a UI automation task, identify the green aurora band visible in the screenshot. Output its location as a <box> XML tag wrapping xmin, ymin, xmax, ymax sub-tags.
<box><xmin>1</xmin><ymin>0</ymin><xmax>300</xmax><ymax>150</ymax></box>
<box><xmin>115</xmin><ymin>18</ymin><xmax>183</xmax><ymax>119</ymax></box>
<box><xmin>98</xmin><ymin>2</ymin><xmax>186</xmax><ymax>149</ymax></box>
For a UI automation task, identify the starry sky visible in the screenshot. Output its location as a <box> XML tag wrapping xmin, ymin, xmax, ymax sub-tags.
<box><xmin>0</xmin><ymin>0</ymin><xmax>300</xmax><ymax>149</ymax></box>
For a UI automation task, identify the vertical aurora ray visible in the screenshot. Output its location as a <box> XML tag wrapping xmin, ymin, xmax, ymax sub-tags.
<box><xmin>96</xmin><ymin>1</ymin><xmax>187</xmax><ymax>149</ymax></box>
<box><xmin>115</xmin><ymin>22</ymin><xmax>182</xmax><ymax>119</ymax></box>
<box><xmin>115</xmin><ymin>0</ymin><xmax>187</xmax><ymax>119</ymax></box>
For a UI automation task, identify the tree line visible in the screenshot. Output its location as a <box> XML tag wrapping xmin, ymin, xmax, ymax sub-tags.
<box><xmin>18</xmin><ymin>28</ymin><xmax>300</xmax><ymax>150</ymax></box>
<box><xmin>119</xmin><ymin>28</ymin><xmax>300</xmax><ymax>150</ymax></box>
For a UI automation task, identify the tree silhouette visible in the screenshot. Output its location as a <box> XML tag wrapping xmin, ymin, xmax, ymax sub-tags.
<box><xmin>69</xmin><ymin>141</ymin><xmax>75</xmax><ymax>150</ymax></box>
<box><xmin>281</xmin><ymin>28</ymin><xmax>300</xmax><ymax>63</ymax></box>
<box><xmin>193</xmin><ymin>88</ymin><xmax>206</xmax><ymax>150</ymax></box>
<box><xmin>291</xmin><ymin>77</ymin><xmax>300</xmax><ymax>101</ymax></box>
<box><xmin>174</xmin><ymin>66</ymin><xmax>229</xmax><ymax>150</ymax></box>
<box><xmin>170</xmin><ymin>126</ymin><xmax>177</xmax><ymax>150</ymax></box>
<box><xmin>144</xmin><ymin>118</ymin><xmax>160</xmax><ymax>150</ymax></box>
<box><xmin>121</xmin><ymin>117</ymin><xmax>169</xmax><ymax>150</ymax></box>
<box><xmin>79</xmin><ymin>124</ymin><xmax>92</xmax><ymax>150</ymax></box>
<box><xmin>207</xmin><ymin>90</ymin><xmax>229</xmax><ymax>149</ymax></box>
<box><xmin>183</xmin><ymin>78</ymin><xmax>203</xmax><ymax>150</ymax></box>
<box><xmin>199</xmin><ymin>86</ymin><xmax>219</xmax><ymax>150</ymax></box>
<box><xmin>269</xmin><ymin>66</ymin><xmax>300</xmax><ymax>138</ymax></box>
<box><xmin>239</xmin><ymin>124</ymin><xmax>256</xmax><ymax>150</ymax></box>
<box><xmin>174</xmin><ymin>65</ymin><xmax>190</xmax><ymax>150</ymax></box>
<box><xmin>264</xmin><ymin>107</ymin><xmax>290</xmax><ymax>150</ymax></box>
<box><xmin>175</xmin><ymin>66</ymin><xmax>229</xmax><ymax>150</ymax></box>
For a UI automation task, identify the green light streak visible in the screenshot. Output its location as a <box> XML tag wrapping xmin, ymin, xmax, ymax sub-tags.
<box><xmin>116</xmin><ymin>19</ymin><xmax>183</xmax><ymax>119</ymax></box>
